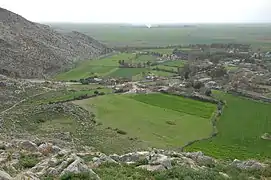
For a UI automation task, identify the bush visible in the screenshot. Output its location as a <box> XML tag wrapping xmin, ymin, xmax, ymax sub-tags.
<box><xmin>205</xmin><ymin>89</ymin><xmax>212</xmax><ymax>96</ymax></box>
<box><xmin>60</xmin><ymin>172</ymin><xmax>92</xmax><ymax>180</ymax></box>
<box><xmin>94</xmin><ymin>90</ymin><xmax>99</xmax><ymax>95</ymax></box>
<box><xmin>115</xmin><ymin>128</ymin><xmax>127</xmax><ymax>135</ymax></box>
<box><xmin>99</xmin><ymin>92</ymin><xmax>105</xmax><ymax>95</ymax></box>
<box><xmin>18</xmin><ymin>154</ymin><xmax>39</xmax><ymax>169</ymax></box>
<box><xmin>166</xmin><ymin>121</ymin><xmax>176</xmax><ymax>125</ymax></box>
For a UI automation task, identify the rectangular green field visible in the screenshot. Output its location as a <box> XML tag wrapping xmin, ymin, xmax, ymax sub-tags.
<box><xmin>130</xmin><ymin>93</ymin><xmax>216</xmax><ymax>119</ymax></box>
<box><xmin>55</xmin><ymin>53</ymin><xmax>135</xmax><ymax>80</ymax></box>
<box><xmin>135</xmin><ymin>55</ymin><xmax>157</xmax><ymax>62</ymax></box>
<box><xmin>154</xmin><ymin>65</ymin><xmax>178</xmax><ymax>72</ymax></box>
<box><xmin>107</xmin><ymin>68</ymin><xmax>147</xmax><ymax>79</ymax></box>
<box><xmin>150</xmin><ymin>70</ymin><xmax>175</xmax><ymax>77</ymax></box>
<box><xmin>161</xmin><ymin>60</ymin><xmax>185</xmax><ymax>67</ymax></box>
<box><xmin>74</xmin><ymin>93</ymin><xmax>215</xmax><ymax>149</ymax></box>
<box><xmin>33</xmin><ymin>88</ymin><xmax>112</xmax><ymax>104</ymax></box>
<box><xmin>185</xmin><ymin>92</ymin><xmax>271</xmax><ymax>160</ymax></box>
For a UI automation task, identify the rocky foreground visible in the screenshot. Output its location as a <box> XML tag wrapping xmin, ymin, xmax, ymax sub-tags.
<box><xmin>0</xmin><ymin>139</ymin><xmax>270</xmax><ymax>180</ymax></box>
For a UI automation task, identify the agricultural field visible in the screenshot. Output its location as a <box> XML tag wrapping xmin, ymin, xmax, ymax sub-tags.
<box><xmin>106</xmin><ymin>68</ymin><xmax>147</xmax><ymax>79</ymax></box>
<box><xmin>154</xmin><ymin>65</ymin><xmax>178</xmax><ymax>72</ymax></box>
<box><xmin>55</xmin><ymin>53</ymin><xmax>134</xmax><ymax>80</ymax></box>
<box><xmin>135</xmin><ymin>55</ymin><xmax>157</xmax><ymax>62</ymax></box>
<box><xmin>29</xmin><ymin>88</ymin><xmax>113</xmax><ymax>104</ymax></box>
<box><xmin>185</xmin><ymin>92</ymin><xmax>271</xmax><ymax>160</ymax></box>
<box><xmin>162</xmin><ymin>60</ymin><xmax>185</xmax><ymax>67</ymax></box>
<box><xmin>50</xmin><ymin>23</ymin><xmax>271</xmax><ymax>50</ymax></box>
<box><xmin>143</xmin><ymin>48</ymin><xmax>174</xmax><ymax>54</ymax></box>
<box><xmin>55</xmin><ymin>52</ymin><xmax>180</xmax><ymax>81</ymax></box>
<box><xmin>74</xmin><ymin>93</ymin><xmax>216</xmax><ymax>150</ymax></box>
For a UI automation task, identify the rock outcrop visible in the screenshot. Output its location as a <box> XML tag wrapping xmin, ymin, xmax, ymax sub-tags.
<box><xmin>0</xmin><ymin>7</ymin><xmax>112</xmax><ymax>78</ymax></box>
<box><xmin>0</xmin><ymin>139</ymin><xmax>269</xmax><ymax>179</ymax></box>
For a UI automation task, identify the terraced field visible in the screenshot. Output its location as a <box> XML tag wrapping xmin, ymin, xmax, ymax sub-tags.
<box><xmin>185</xmin><ymin>92</ymin><xmax>271</xmax><ymax>160</ymax></box>
<box><xmin>74</xmin><ymin>93</ymin><xmax>216</xmax><ymax>149</ymax></box>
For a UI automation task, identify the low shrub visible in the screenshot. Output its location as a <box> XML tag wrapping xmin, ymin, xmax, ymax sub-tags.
<box><xmin>166</xmin><ymin>121</ymin><xmax>176</xmax><ymax>125</ymax></box>
<box><xmin>17</xmin><ymin>154</ymin><xmax>39</xmax><ymax>169</ymax></box>
<box><xmin>115</xmin><ymin>128</ymin><xmax>127</xmax><ymax>135</ymax></box>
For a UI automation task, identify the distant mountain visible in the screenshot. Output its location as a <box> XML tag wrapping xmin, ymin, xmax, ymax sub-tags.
<box><xmin>0</xmin><ymin>7</ymin><xmax>112</xmax><ymax>78</ymax></box>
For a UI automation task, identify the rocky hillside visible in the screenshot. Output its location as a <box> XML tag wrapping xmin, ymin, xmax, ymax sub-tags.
<box><xmin>0</xmin><ymin>7</ymin><xmax>112</xmax><ymax>78</ymax></box>
<box><xmin>0</xmin><ymin>139</ymin><xmax>270</xmax><ymax>179</ymax></box>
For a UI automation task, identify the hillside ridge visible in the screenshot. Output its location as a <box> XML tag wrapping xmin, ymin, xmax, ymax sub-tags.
<box><xmin>0</xmin><ymin>7</ymin><xmax>112</xmax><ymax>78</ymax></box>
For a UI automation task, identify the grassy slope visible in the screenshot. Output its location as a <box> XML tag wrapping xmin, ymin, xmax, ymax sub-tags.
<box><xmin>186</xmin><ymin>92</ymin><xmax>271</xmax><ymax>160</ymax></box>
<box><xmin>74</xmin><ymin>93</ymin><xmax>215</xmax><ymax>149</ymax></box>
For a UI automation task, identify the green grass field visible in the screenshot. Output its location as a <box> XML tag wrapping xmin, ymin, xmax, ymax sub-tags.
<box><xmin>185</xmin><ymin>92</ymin><xmax>271</xmax><ymax>160</ymax></box>
<box><xmin>135</xmin><ymin>55</ymin><xmax>157</xmax><ymax>62</ymax></box>
<box><xmin>162</xmin><ymin>60</ymin><xmax>185</xmax><ymax>67</ymax></box>
<box><xmin>74</xmin><ymin>93</ymin><xmax>216</xmax><ymax>149</ymax></box>
<box><xmin>30</xmin><ymin>87</ymin><xmax>112</xmax><ymax>104</ymax></box>
<box><xmin>107</xmin><ymin>68</ymin><xmax>147</xmax><ymax>79</ymax></box>
<box><xmin>154</xmin><ymin>65</ymin><xmax>178</xmax><ymax>72</ymax></box>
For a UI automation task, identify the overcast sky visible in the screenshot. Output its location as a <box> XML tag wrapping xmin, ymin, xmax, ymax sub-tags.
<box><xmin>1</xmin><ymin>0</ymin><xmax>271</xmax><ymax>23</ymax></box>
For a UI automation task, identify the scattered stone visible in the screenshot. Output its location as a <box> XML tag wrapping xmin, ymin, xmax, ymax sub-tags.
<box><xmin>92</xmin><ymin>154</ymin><xmax>117</xmax><ymax>167</ymax></box>
<box><xmin>219</xmin><ymin>172</ymin><xmax>230</xmax><ymax>179</ymax></box>
<box><xmin>183</xmin><ymin>151</ymin><xmax>216</xmax><ymax>167</ymax></box>
<box><xmin>231</xmin><ymin>159</ymin><xmax>268</xmax><ymax>170</ymax></box>
<box><xmin>137</xmin><ymin>164</ymin><xmax>166</xmax><ymax>171</ymax></box>
<box><xmin>148</xmin><ymin>153</ymin><xmax>172</xmax><ymax>169</ymax></box>
<box><xmin>14</xmin><ymin>172</ymin><xmax>40</xmax><ymax>180</ymax></box>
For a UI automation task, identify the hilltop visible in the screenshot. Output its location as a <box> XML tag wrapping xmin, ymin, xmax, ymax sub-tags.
<box><xmin>0</xmin><ymin>7</ymin><xmax>112</xmax><ymax>78</ymax></box>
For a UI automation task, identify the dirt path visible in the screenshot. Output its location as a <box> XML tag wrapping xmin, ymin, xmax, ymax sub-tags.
<box><xmin>0</xmin><ymin>89</ymin><xmax>53</xmax><ymax>116</ymax></box>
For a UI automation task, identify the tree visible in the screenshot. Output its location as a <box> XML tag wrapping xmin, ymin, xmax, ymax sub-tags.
<box><xmin>205</xmin><ymin>88</ymin><xmax>212</xmax><ymax>96</ymax></box>
<box><xmin>94</xmin><ymin>90</ymin><xmax>99</xmax><ymax>95</ymax></box>
<box><xmin>181</xmin><ymin>64</ymin><xmax>191</xmax><ymax>79</ymax></box>
<box><xmin>193</xmin><ymin>81</ymin><xmax>204</xmax><ymax>90</ymax></box>
<box><xmin>79</xmin><ymin>79</ymin><xmax>89</xmax><ymax>85</ymax></box>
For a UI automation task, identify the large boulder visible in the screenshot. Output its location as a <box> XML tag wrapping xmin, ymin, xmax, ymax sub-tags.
<box><xmin>92</xmin><ymin>154</ymin><xmax>117</xmax><ymax>167</ymax></box>
<box><xmin>148</xmin><ymin>153</ymin><xmax>172</xmax><ymax>169</ymax></box>
<box><xmin>110</xmin><ymin>151</ymin><xmax>149</xmax><ymax>164</ymax></box>
<box><xmin>20</xmin><ymin>141</ymin><xmax>38</xmax><ymax>152</ymax></box>
<box><xmin>37</xmin><ymin>143</ymin><xmax>61</xmax><ymax>155</ymax></box>
<box><xmin>0</xmin><ymin>170</ymin><xmax>12</xmax><ymax>180</ymax></box>
<box><xmin>60</xmin><ymin>157</ymin><xmax>100</xmax><ymax>179</ymax></box>
<box><xmin>183</xmin><ymin>151</ymin><xmax>216</xmax><ymax>167</ymax></box>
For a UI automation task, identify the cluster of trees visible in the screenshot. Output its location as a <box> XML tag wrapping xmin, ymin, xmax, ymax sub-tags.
<box><xmin>152</xmin><ymin>66</ymin><xmax>177</xmax><ymax>74</ymax></box>
<box><xmin>118</xmin><ymin>60</ymin><xmax>152</xmax><ymax>68</ymax></box>
<box><xmin>114</xmin><ymin>45</ymin><xmax>190</xmax><ymax>53</ymax></box>
<box><xmin>172</xmin><ymin>49</ymin><xmax>189</xmax><ymax>59</ymax></box>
